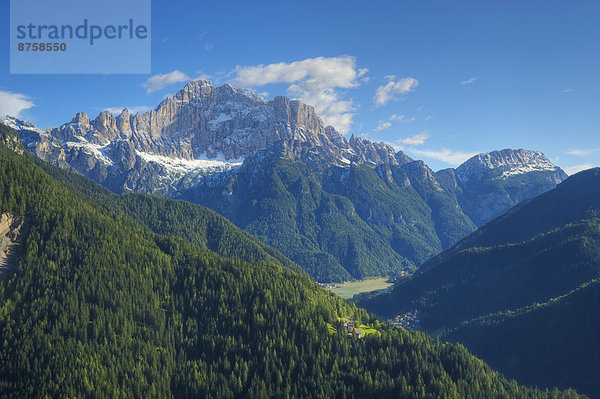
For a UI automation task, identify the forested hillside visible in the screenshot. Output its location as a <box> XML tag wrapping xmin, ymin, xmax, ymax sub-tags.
<box><xmin>182</xmin><ymin>155</ymin><xmax>477</xmax><ymax>282</ymax></box>
<box><xmin>445</xmin><ymin>280</ymin><xmax>600</xmax><ymax>397</ymax></box>
<box><xmin>0</xmin><ymin>120</ymin><xmax>583</xmax><ymax>398</ymax></box>
<box><xmin>358</xmin><ymin>168</ymin><xmax>600</xmax><ymax>398</ymax></box>
<box><xmin>30</xmin><ymin>153</ymin><xmax>302</xmax><ymax>274</ymax></box>
<box><xmin>359</xmin><ymin>170</ymin><xmax>600</xmax><ymax>324</ymax></box>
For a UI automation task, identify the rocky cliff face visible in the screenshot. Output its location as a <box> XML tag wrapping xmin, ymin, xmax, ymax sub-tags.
<box><xmin>46</xmin><ymin>79</ymin><xmax>406</xmax><ymax>165</ymax></box>
<box><xmin>7</xmin><ymin>80</ymin><xmax>407</xmax><ymax>195</ymax></box>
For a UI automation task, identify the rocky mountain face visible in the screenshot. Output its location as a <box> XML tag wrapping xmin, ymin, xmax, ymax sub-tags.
<box><xmin>7</xmin><ymin>80</ymin><xmax>404</xmax><ymax>196</ymax></box>
<box><xmin>2</xmin><ymin>80</ymin><xmax>567</xmax><ymax>281</ymax></box>
<box><xmin>436</xmin><ymin>149</ymin><xmax>568</xmax><ymax>226</ymax></box>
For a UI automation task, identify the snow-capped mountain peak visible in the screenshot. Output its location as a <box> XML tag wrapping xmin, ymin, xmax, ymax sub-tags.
<box><xmin>456</xmin><ymin>149</ymin><xmax>564</xmax><ymax>184</ymax></box>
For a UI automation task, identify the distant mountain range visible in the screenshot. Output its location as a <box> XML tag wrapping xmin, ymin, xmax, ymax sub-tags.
<box><xmin>2</xmin><ymin>80</ymin><xmax>567</xmax><ymax>281</ymax></box>
<box><xmin>358</xmin><ymin>168</ymin><xmax>600</xmax><ymax>397</ymax></box>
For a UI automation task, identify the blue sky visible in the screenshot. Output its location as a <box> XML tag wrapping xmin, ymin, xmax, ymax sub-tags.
<box><xmin>1</xmin><ymin>0</ymin><xmax>598</xmax><ymax>173</ymax></box>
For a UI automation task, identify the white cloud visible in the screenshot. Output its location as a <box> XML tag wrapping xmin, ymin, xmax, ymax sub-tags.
<box><xmin>374</xmin><ymin>77</ymin><xmax>418</xmax><ymax>107</ymax></box>
<box><xmin>564</xmin><ymin>164</ymin><xmax>595</xmax><ymax>175</ymax></box>
<box><xmin>230</xmin><ymin>56</ymin><xmax>366</xmax><ymax>90</ymax></box>
<box><xmin>0</xmin><ymin>90</ymin><xmax>35</xmax><ymax>118</ymax></box>
<box><xmin>204</xmin><ymin>43</ymin><xmax>213</xmax><ymax>51</ymax></box>
<box><xmin>424</xmin><ymin>115</ymin><xmax>433</xmax><ymax>121</ymax></box>
<box><xmin>142</xmin><ymin>70</ymin><xmax>190</xmax><ymax>94</ymax></box>
<box><xmin>396</xmin><ymin>131</ymin><xmax>430</xmax><ymax>146</ymax></box>
<box><xmin>407</xmin><ymin>148</ymin><xmax>477</xmax><ymax>166</ymax></box>
<box><xmin>566</xmin><ymin>148</ymin><xmax>600</xmax><ymax>157</ymax></box>
<box><xmin>563</xmin><ymin>88</ymin><xmax>573</xmax><ymax>93</ymax></box>
<box><xmin>104</xmin><ymin>106</ymin><xmax>152</xmax><ymax>115</ymax></box>
<box><xmin>375</xmin><ymin>121</ymin><xmax>392</xmax><ymax>131</ymax></box>
<box><xmin>230</xmin><ymin>56</ymin><xmax>367</xmax><ymax>133</ymax></box>
<box><xmin>461</xmin><ymin>77</ymin><xmax>477</xmax><ymax>85</ymax></box>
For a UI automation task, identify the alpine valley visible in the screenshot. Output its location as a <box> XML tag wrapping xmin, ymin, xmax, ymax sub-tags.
<box><xmin>0</xmin><ymin>109</ymin><xmax>583</xmax><ymax>398</ymax></box>
<box><xmin>2</xmin><ymin>80</ymin><xmax>567</xmax><ymax>282</ymax></box>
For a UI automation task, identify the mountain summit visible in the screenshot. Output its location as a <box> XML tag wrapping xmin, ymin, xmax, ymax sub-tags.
<box><xmin>437</xmin><ymin>149</ymin><xmax>567</xmax><ymax>226</ymax></box>
<box><xmin>456</xmin><ymin>149</ymin><xmax>564</xmax><ymax>183</ymax></box>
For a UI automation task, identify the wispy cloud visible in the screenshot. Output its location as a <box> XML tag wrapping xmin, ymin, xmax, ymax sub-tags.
<box><xmin>374</xmin><ymin>77</ymin><xmax>418</xmax><ymax>107</ymax></box>
<box><xmin>374</xmin><ymin>113</ymin><xmax>418</xmax><ymax>133</ymax></box>
<box><xmin>461</xmin><ymin>77</ymin><xmax>477</xmax><ymax>85</ymax></box>
<box><xmin>392</xmin><ymin>114</ymin><xmax>415</xmax><ymax>123</ymax></box>
<box><xmin>566</xmin><ymin>148</ymin><xmax>600</xmax><ymax>157</ymax></box>
<box><xmin>375</xmin><ymin>121</ymin><xmax>392</xmax><ymax>131</ymax></box>
<box><xmin>0</xmin><ymin>90</ymin><xmax>35</xmax><ymax>118</ymax></box>
<box><xmin>562</xmin><ymin>88</ymin><xmax>573</xmax><ymax>93</ymax></box>
<box><xmin>374</xmin><ymin>114</ymin><xmax>417</xmax><ymax>132</ymax></box>
<box><xmin>424</xmin><ymin>115</ymin><xmax>433</xmax><ymax>121</ymax></box>
<box><xmin>104</xmin><ymin>106</ymin><xmax>152</xmax><ymax>115</ymax></box>
<box><xmin>396</xmin><ymin>131</ymin><xmax>430</xmax><ymax>146</ymax></box>
<box><xmin>195</xmin><ymin>70</ymin><xmax>212</xmax><ymax>81</ymax></box>
<box><xmin>408</xmin><ymin>148</ymin><xmax>477</xmax><ymax>166</ymax></box>
<box><xmin>142</xmin><ymin>70</ymin><xmax>190</xmax><ymax>94</ymax></box>
<box><xmin>204</xmin><ymin>43</ymin><xmax>214</xmax><ymax>51</ymax></box>
<box><xmin>230</xmin><ymin>56</ymin><xmax>368</xmax><ymax>134</ymax></box>
<box><xmin>564</xmin><ymin>164</ymin><xmax>595</xmax><ymax>175</ymax></box>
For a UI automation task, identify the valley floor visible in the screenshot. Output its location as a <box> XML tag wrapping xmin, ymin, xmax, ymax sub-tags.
<box><xmin>327</xmin><ymin>277</ymin><xmax>393</xmax><ymax>299</ymax></box>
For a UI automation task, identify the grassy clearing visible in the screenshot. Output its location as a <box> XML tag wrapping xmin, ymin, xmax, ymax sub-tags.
<box><xmin>358</xmin><ymin>324</ymin><xmax>380</xmax><ymax>337</ymax></box>
<box><xmin>330</xmin><ymin>277</ymin><xmax>393</xmax><ymax>299</ymax></box>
